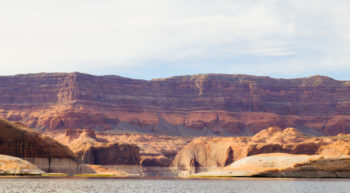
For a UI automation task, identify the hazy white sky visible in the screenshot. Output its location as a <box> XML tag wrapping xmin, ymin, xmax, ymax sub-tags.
<box><xmin>1</xmin><ymin>0</ymin><xmax>350</xmax><ymax>79</ymax></box>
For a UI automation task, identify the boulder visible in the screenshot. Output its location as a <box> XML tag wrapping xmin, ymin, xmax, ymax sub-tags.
<box><xmin>0</xmin><ymin>154</ymin><xmax>44</xmax><ymax>175</ymax></box>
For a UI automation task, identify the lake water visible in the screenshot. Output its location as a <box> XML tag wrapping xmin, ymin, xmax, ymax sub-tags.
<box><xmin>0</xmin><ymin>178</ymin><xmax>350</xmax><ymax>193</ymax></box>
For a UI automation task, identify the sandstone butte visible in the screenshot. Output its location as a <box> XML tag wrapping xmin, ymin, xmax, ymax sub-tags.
<box><xmin>2</xmin><ymin>72</ymin><xmax>350</xmax><ymax>136</ymax></box>
<box><xmin>171</xmin><ymin>127</ymin><xmax>350</xmax><ymax>176</ymax></box>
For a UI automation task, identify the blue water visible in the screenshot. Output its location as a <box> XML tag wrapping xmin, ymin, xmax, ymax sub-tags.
<box><xmin>0</xmin><ymin>178</ymin><xmax>349</xmax><ymax>193</ymax></box>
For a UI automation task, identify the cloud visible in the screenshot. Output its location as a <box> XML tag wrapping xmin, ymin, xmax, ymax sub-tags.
<box><xmin>0</xmin><ymin>0</ymin><xmax>349</xmax><ymax>79</ymax></box>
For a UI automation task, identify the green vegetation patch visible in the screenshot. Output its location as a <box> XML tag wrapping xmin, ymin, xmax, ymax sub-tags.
<box><xmin>74</xmin><ymin>174</ymin><xmax>115</xmax><ymax>177</ymax></box>
<box><xmin>42</xmin><ymin>173</ymin><xmax>68</xmax><ymax>177</ymax></box>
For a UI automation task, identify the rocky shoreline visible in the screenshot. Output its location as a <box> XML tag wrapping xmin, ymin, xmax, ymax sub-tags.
<box><xmin>1</xmin><ymin>118</ymin><xmax>350</xmax><ymax>178</ymax></box>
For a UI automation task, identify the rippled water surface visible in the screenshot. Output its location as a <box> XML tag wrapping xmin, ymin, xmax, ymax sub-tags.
<box><xmin>1</xmin><ymin>178</ymin><xmax>350</xmax><ymax>193</ymax></box>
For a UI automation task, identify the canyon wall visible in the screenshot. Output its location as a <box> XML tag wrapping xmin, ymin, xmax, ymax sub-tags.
<box><xmin>1</xmin><ymin>72</ymin><xmax>350</xmax><ymax>135</ymax></box>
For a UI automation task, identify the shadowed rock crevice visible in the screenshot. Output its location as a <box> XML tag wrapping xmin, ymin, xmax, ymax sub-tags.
<box><xmin>190</xmin><ymin>159</ymin><xmax>200</xmax><ymax>173</ymax></box>
<box><xmin>224</xmin><ymin>147</ymin><xmax>234</xmax><ymax>166</ymax></box>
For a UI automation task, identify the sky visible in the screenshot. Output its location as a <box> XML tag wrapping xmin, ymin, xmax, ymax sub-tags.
<box><xmin>1</xmin><ymin>0</ymin><xmax>350</xmax><ymax>80</ymax></box>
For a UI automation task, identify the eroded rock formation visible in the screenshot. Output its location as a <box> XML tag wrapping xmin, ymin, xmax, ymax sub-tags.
<box><xmin>0</xmin><ymin>118</ymin><xmax>83</xmax><ymax>174</ymax></box>
<box><xmin>171</xmin><ymin>127</ymin><xmax>350</xmax><ymax>175</ymax></box>
<box><xmin>79</xmin><ymin>143</ymin><xmax>140</xmax><ymax>165</ymax></box>
<box><xmin>2</xmin><ymin>73</ymin><xmax>350</xmax><ymax>135</ymax></box>
<box><xmin>49</xmin><ymin>129</ymin><xmax>190</xmax><ymax>167</ymax></box>
<box><xmin>193</xmin><ymin>153</ymin><xmax>350</xmax><ymax>178</ymax></box>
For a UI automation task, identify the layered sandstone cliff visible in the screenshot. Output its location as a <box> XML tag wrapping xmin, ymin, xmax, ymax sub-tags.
<box><xmin>1</xmin><ymin>72</ymin><xmax>350</xmax><ymax>135</ymax></box>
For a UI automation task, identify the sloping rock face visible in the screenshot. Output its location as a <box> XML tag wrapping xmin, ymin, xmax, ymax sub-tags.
<box><xmin>2</xmin><ymin>73</ymin><xmax>350</xmax><ymax>135</ymax></box>
<box><xmin>171</xmin><ymin>127</ymin><xmax>343</xmax><ymax>175</ymax></box>
<box><xmin>0</xmin><ymin>119</ymin><xmax>76</xmax><ymax>159</ymax></box>
<box><xmin>0</xmin><ymin>119</ymin><xmax>83</xmax><ymax>174</ymax></box>
<box><xmin>193</xmin><ymin>153</ymin><xmax>350</xmax><ymax>178</ymax></box>
<box><xmin>0</xmin><ymin>154</ymin><xmax>44</xmax><ymax>175</ymax></box>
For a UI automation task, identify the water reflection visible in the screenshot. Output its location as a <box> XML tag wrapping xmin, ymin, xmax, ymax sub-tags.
<box><xmin>0</xmin><ymin>178</ymin><xmax>349</xmax><ymax>193</ymax></box>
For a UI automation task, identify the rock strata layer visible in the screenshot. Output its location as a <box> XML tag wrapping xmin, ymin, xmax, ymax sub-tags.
<box><xmin>2</xmin><ymin>73</ymin><xmax>350</xmax><ymax>135</ymax></box>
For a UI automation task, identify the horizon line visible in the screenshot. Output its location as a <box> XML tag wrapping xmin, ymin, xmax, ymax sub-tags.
<box><xmin>0</xmin><ymin>71</ymin><xmax>344</xmax><ymax>82</ymax></box>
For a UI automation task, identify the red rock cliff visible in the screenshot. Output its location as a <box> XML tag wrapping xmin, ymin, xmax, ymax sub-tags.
<box><xmin>1</xmin><ymin>72</ymin><xmax>350</xmax><ymax>135</ymax></box>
